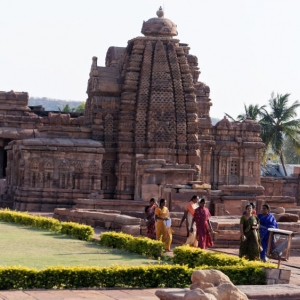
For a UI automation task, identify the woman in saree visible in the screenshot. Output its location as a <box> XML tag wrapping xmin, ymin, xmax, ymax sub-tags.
<box><xmin>145</xmin><ymin>198</ymin><xmax>157</xmax><ymax>239</ymax></box>
<box><xmin>258</xmin><ymin>204</ymin><xmax>278</xmax><ymax>262</ymax></box>
<box><xmin>190</xmin><ymin>198</ymin><xmax>214</xmax><ymax>249</ymax></box>
<box><xmin>239</xmin><ymin>204</ymin><xmax>261</xmax><ymax>260</ymax></box>
<box><xmin>155</xmin><ymin>198</ymin><xmax>173</xmax><ymax>252</ymax></box>
<box><xmin>179</xmin><ymin>195</ymin><xmax>199</xmax><ymax>247</ymax></box>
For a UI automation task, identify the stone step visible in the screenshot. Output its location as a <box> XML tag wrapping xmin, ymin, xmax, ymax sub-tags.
<box><xmin>214</xmin><ymin>230</ymin><xmax>240</xmax><ymax>241</ymax></box>
<box><xmin>212</xmin><ymin>240</ymin><xmax>240</xmax><ymax>248</ymax></box>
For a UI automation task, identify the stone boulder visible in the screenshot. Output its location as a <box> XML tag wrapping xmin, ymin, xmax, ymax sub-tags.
<box><xmin>275</xmin><ymin>213</ymin><xmax>299</xmax><ymax>223</ymax></box>
<box><xmin>184</xmin><ymin>288</ymin><xmax>216</xmax><ymax>300</ymax></box>
<box><xmin>190</xmin><ymin>270</ymin><xmax>229</xmax><ymax>289</ymax></box>
<box><xmin>204</xmin><ymin>283</ymin><xmax>248</xmax><ymax>300</ymax></box>
<box><xmin>155</xmin><ymin>270</ymin><xmax>248</xmax><ymax>300</ymax></box>
<box><xmin>190</xmin><ymin>270</ymin><xmax>247</xmax><ymax>300</ymax></box>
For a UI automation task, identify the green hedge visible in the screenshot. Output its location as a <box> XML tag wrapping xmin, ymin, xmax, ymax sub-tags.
<box><xmin>0</xmin><ymin>263</ymin><xmax>270</xmax><ymax>289</ymax></box>
<box><xmin>0</xmin><ymin>209</ymin><xmax>94</xmax><ymax>241</ymax></box>
<box><xmin>173</xmin><ymin>245</ymin><xmax>244</xmax><ymax>267</ymax></box>
<box><xmin>99</xmin><ymin>232</ymin><xmax>165</xmax><ymax>258</ymax></box>
<box><xmin>0</xmin><ymin>265</ymin><xmax>192</xmax><ymax>289</ymax></box>
<box><xmin>172</xmin><ymin>245</ymin><xmax>276</xmax><ymax>285</ymax></box>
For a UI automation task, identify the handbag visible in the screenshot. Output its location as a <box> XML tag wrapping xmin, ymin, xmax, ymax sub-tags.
<box><xmin>164</xmin><ymin>218</ymin><xmax>171</xmax><ymax>228</ymax></box>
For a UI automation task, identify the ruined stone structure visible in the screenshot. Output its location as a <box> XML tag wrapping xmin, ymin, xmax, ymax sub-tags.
<box><xmin>0</xmin><ymin>8</ymin><xmax>265</xmax><ymax>212</ymax></box>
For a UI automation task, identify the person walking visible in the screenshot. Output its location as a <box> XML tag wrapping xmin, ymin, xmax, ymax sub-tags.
<box><xmin>258</xmin><ymin>204</ymin><xmax>278</xmax><ymax>262</ymax></box>
<box><xmin>239</xmin><ymin>204</ymin><xmax>261</xmax><ymax>260</ymax></box>
<box><xmin>190</xmin><ymin>198</ymin><xmax>214</xmax><ymax>249</ymax></box>
<box><xmin>145</xmin><ymin>198</ymin><xmax>157</xmax><ymax>239</ymax></box>
<box><xmin>179</xmin><ymin>195</ymin><xmax>199</xmax><ymax>247</ymax></box>
<box><xmin>155</xmin><ymin>198</ymin><xmax>173</xmax><ymax>252</ymax></box>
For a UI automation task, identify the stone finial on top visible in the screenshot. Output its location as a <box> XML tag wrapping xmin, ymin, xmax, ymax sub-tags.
<box><xmin>89</xmin><ymin>56</ymin><xmax>98</xmax><ymax>77</ymax></box>
<box><xmin>141</xmin><ymin>7</ymin><xmax>178</xmax><ymax>37</ymax></box>
<box><xmin>215</xmin><ymin>116</ymin><xmax>233</xmax><ymax>130</ymax></box>
<box><xmin>156</xmin><ymin>6</ymin><xmax>164</xmax><ymax>18</ymax></box>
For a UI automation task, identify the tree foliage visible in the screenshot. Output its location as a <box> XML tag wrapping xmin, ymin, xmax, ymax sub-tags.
<box><xmin>75</xmin><ymin>102</ymin><xmax>85</xmax><ymax>113</ymax></box>
<box><xmin>282</xmin><ymin>134</ymin><xmax>300</xmax><ymax>164</ymax></box>
<box><xmin>260</xmin><ymin>93</ymin><xmax>300</xmax><ymax>175</ymax></box>
<box><xmin>225</xmin><ymin>104</ymin><xmax>266</xmax><ymax>122</ymax></box>
<box><xmin>58</xmin><ymin>104</ymin><xmax>75</xmax><ymax>112</ymax></box>
<box><xmin>225</xmin><ymin>93</ymin><xmax>300</xmax><ymax>174</ymax></box>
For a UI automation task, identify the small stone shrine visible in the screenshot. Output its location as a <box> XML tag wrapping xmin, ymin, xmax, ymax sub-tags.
<box><xmin>0</xmin><ymin>8</ymin><xmax>264</xmax><ymax>212</ymax></box>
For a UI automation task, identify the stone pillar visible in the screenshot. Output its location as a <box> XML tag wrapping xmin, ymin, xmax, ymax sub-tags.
<box><xmin>202</xmin><ymin>147</ymin><xmax>212</xmax><ymax>184</ymax></box>
<box><xmin>0</xmin><ymin>144</ymin><xmax>4</xmax><ymax>178</ymax></box>
<box><xmin>134</xmin><ymin>154</ymin><xmax>144</xmax><ymax>200</ymax></box>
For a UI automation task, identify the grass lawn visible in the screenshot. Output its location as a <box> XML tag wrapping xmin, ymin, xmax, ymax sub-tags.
<box><xmin>0</xmin><ymin>222</ymin><xmax>157</xmax><ymax>270</ymax></box>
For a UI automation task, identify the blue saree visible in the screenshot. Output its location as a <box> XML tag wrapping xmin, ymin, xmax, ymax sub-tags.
<box><xmin>258</xmin><ymin>213</ymin><xmax>278</xmax><ymax>261</ymax></box>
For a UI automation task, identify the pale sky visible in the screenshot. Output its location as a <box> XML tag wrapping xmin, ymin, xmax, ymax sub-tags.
<box><xmin>1</xmin><ymin>0</ymin><xmax>299</xmax><ymax>119</ymax></box>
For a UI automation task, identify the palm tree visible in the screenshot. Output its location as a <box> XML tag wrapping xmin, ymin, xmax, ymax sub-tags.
<box><xmin>237</xmin><ymin>104</ymin><xmax>266</xmax><ymax>121</ymax></box>
<box><xmin>260</xmin><ymin>93</ymin><xmax>300</xmax><ymax>176</ymax></box>
<box><xmin>225</xmin><ymin>103</ymin><xmax>266</xmax><ymax>122</ymax></box>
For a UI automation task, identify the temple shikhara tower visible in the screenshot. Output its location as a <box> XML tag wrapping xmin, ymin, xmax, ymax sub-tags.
<box><xmin>0</xmin><ymin>8</ymin><xmax>265</xmax><ymax>213</ymax></box>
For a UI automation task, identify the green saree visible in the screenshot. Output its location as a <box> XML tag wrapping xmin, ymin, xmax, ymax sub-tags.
<box><xmin>239</xmin><ymin>215</ymin><xmax>261</xmax><ymax>261</ymax></box>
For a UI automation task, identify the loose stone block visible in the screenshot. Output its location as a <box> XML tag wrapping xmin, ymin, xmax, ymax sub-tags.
<box><xmin>264</xmin><ymin>268</ymin><xmax>280</xmax><ymax>280</ymax></box>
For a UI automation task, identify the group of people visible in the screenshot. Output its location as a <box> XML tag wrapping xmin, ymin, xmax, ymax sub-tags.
<box><xmin>145</xmin><ymin>196</ymin><xmax>278</xmax><ymax>261</ymax></box>
<box><xmin>145</xmin><ymin>198</ymin><xmax>173</xmax><ymax>251</ymax></box>
<box><xmin>239</xmin><ymin>202</ymin><xmax>278</xmax><ymax>261</ymax></box>
<box><xmin>145</xmin><ymin>195</ymin><xmax>214</xmax><ymax>252</ymax></box>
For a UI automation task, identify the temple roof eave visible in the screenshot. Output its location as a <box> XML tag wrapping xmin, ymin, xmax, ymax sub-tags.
<box><xmin>128</xmin><ymin>36</ymin><xmax>180</xmax><ymax>44</ymax></box>
<box><xmin>6</xmin><ymin>138</ymin><xmax>104</xmax><ymax>150</ymax></box>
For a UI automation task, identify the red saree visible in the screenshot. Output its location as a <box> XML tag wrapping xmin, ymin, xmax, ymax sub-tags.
<box><xmin>193</xmin><ymin>207</ymin><xmax>213</xmax><ymax>249</ymax></box>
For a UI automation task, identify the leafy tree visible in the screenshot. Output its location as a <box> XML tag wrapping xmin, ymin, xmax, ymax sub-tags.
<box><xmin>75</xmin><ymin>102</ymin><xmax>85</xmax><ymax>113</ymax></box>
<box><xmin>58</xmin><ymin>104</ymin><xmax>75</xmax><ymax>112</ymax></box>
<box><xmin>282</xmin><ymin>135</ymin><xmax>300</xmax><ymax>164</ymax></box>
<box><xmin>260</xmin><ymin>93</ymin><xmax>300</xmax><ymax>176</ymax></box>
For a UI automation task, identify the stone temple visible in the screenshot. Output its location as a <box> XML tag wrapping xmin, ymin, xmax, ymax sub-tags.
<box><xmin>0</xmin><ymin>8</ymin><xmax>265</xmax><ymax>214</ymax></box>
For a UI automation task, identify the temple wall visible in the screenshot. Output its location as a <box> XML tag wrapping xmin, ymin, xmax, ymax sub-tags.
<box><xmin>3</xmin><ymin>138</ymin><xmax>105</xmax><ymax>211</ymax></box>
<box><xmin>261</xmin><ymin>176</ymin><xmax>300</xmax><ymax>205</ymax></box>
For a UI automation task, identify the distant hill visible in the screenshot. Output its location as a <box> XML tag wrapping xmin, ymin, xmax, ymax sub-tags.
<box><xmin>211</xmin><ymin>117</ymin><xmax>220</xmax><ymax>125</ymax></box>
<box><xmin>28</xmin><ymin>97</ymin><xmax>83</xmax><ymax>111</ymax></box>
<box><xmin>28</xmin><ymin>97</ymin><xmax>221</xmax><ymax>125</ymax></box>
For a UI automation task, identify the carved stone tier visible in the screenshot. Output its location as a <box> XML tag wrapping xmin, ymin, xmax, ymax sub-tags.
<box><xmin>74</xmin><ymin>199</ymin><xmax>146</xmax><ymax>212</ymax></box>
<box><xmin>220</xmin><ymin>185</ymin><xmax>265</xmax><ymax>195</ymax></box>
<box><xmin>4</xmin><ymin>138</ymin><xmax>105</xmax><ymax>211</ymax></box>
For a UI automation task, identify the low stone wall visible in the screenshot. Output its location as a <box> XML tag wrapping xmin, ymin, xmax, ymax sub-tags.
<box><xmin>264</xmin><ymin>268</ymin><xmax>291</xmax><ymax>284</ymax></box>
<box><xmin>53</xmin><ymin>208</ymin><xmax>142</xmax><ymax>235</ymax></box>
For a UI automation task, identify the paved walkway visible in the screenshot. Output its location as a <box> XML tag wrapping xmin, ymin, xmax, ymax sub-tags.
<box><xmin>0</xmin><ymin>289</ymin><xmax>159</xmax><ymax>300</ymax></box>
